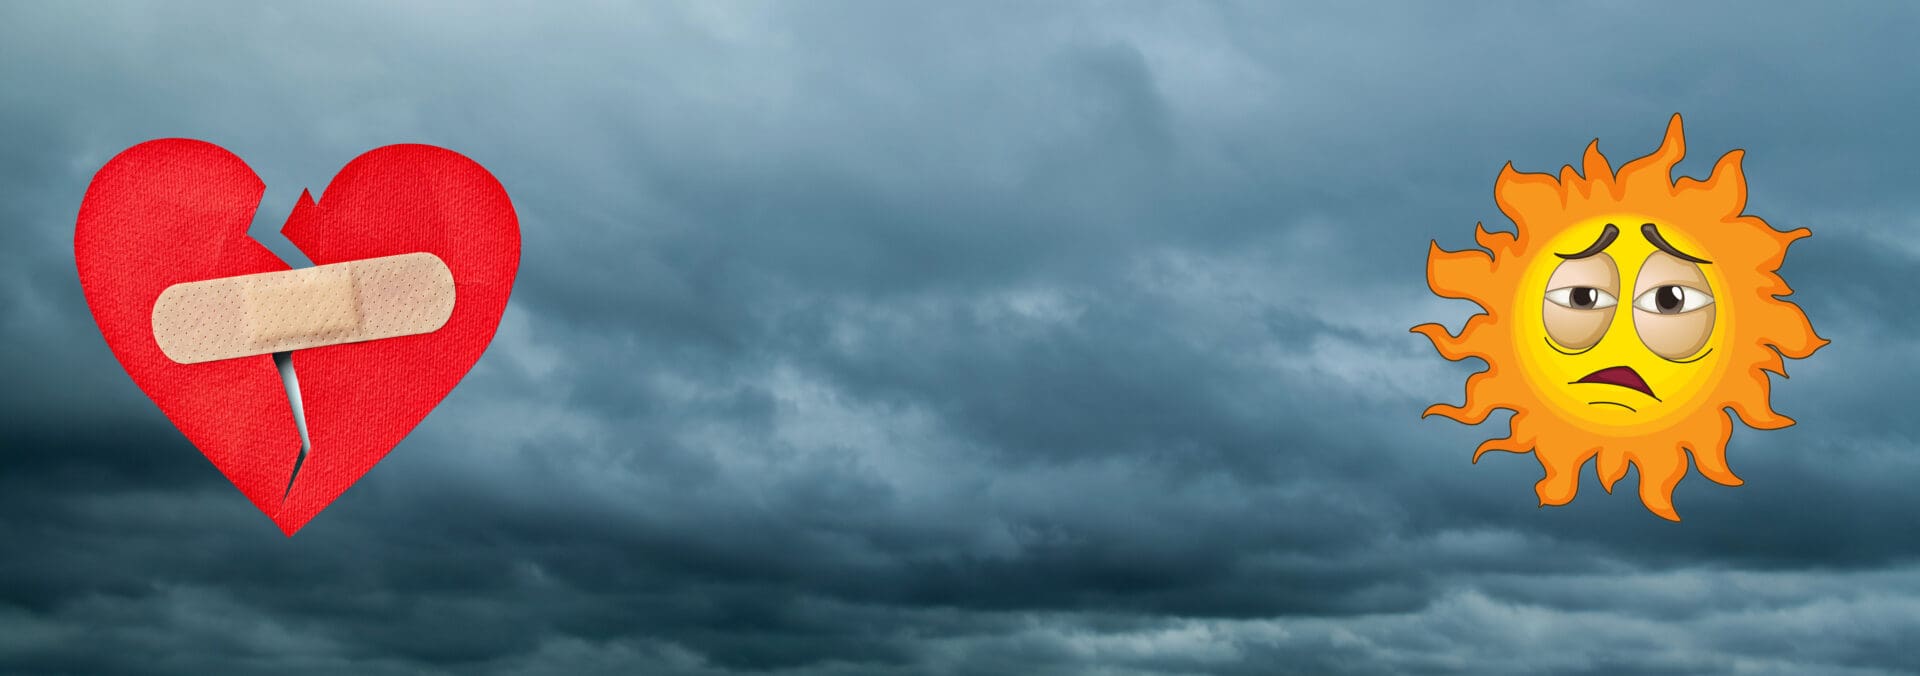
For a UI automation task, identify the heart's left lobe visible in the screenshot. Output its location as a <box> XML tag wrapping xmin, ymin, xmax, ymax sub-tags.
<box><xmin>74</xmin><ymin>139</ymin><xmax>302</xmax><ymax>518</ymax></box>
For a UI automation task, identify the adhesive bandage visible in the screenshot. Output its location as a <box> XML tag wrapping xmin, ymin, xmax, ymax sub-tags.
<box><xmin>152</xmin><ymin>252</ymin><xmax>456</xmax><ymax>364</ymax></box>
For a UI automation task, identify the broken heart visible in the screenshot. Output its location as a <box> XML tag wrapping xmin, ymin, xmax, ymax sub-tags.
<box><xmin>74</xmin><ymin>140</ymin><xmax>520</xmax><ymax>535</ymax></box>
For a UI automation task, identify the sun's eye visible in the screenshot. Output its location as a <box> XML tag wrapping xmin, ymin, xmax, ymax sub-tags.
<box><xmin>1541</xmin><ymin>256</ymin><xmax>1621</xmax><ymax>351</ymax></box>
<box><xmin>1546</xmin><ymin>286</ymin><xmax>1619</xmax><ymax>310</ymax></box>
<box><xmin>1633</xmin><ymin>285</ymin><xmax>1713</xmax><ymax>315</ymax></box>
<box><xmin>1543</xmin><ymin>285</ymin><xmax>1618</xmax><ymax>351</ymax></box>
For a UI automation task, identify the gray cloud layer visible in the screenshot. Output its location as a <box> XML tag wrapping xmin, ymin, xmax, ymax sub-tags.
<box><xmin>4</xmin><ymin>2</ymin><xmax>1918</xmax><ymax>674</ymax></box>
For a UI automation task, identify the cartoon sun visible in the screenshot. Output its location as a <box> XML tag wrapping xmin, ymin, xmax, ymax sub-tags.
<box><xmin>1414</xmin><ymin>114</ymin><xmax>1827</xmax><ymax>520</ymax></box>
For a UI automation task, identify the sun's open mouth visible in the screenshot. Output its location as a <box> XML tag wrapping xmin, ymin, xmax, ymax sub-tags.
<box><xmin>1574</xmin><ymin>366</ymin><xmax>1656</xmax><ymax>399</ymax></box>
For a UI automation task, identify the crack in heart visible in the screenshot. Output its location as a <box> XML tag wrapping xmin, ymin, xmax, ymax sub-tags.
<box><xmin>255</xmin><ymin>186</ymin><xmax>318</xmax><ymax>503</ymax></box>
<box><xmin>272</xmin><ymin>351</ymin><xmax>312</xmax><ymax>500</ymax></box>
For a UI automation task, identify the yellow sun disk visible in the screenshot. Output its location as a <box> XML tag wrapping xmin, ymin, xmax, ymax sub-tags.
<box><xmin>1512</xmin><ymin>216</ymin><xmax>1734</xmax><ymax>436</ymax></box>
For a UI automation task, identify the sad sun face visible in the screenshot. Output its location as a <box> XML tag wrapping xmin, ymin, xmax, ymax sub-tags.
<box><xmin>1519</xmin><ymin>219</ymin><xmax>1727</xmax><ymax>429</ymax></box>
<box><xmin>1415</xmin><ymin>114</ymin><xmax>1826</xmax><ymax>520</ymax></box>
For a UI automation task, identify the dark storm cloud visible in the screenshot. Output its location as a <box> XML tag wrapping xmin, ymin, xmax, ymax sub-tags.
<box><xmin>5</xmin><ymin>2</ymin><xmax>1920</xmax><ymax>674</ymax></box>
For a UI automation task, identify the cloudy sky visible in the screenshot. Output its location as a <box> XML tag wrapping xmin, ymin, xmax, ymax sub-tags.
<box><xmin>4</xmin><ymin>2</ymin><xmax>1918</xmax><ymax>674</ymax></box>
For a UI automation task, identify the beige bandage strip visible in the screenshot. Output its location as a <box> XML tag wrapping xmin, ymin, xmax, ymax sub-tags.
<box><xmin>152</xmin><ymin>252</ymin><xmax>456</xmax><ymax>364</ymax></box>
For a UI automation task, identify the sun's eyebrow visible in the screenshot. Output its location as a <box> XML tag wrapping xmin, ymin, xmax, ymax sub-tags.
<box><xmin>1640</xmin><ymin>223</ymin><xmax>1712</xmax><ymax>264</ymax></box>
<box><xmin>1555</xmin><ymin>223</ymin><xmax>1620</xmax><ymax>259</ymax></box>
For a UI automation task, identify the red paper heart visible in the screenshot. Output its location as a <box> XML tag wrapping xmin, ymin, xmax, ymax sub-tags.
<box><xmin>74</xmin><ymin>140</ymin><xmax>519</xmax><ymax>535</ymax></box>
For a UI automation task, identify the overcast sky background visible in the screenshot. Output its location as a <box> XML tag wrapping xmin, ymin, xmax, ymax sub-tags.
<box><xmin>4</xmin><ymin>3</ymin><xmax>1918</xmax><ymax>675</ymax></box>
